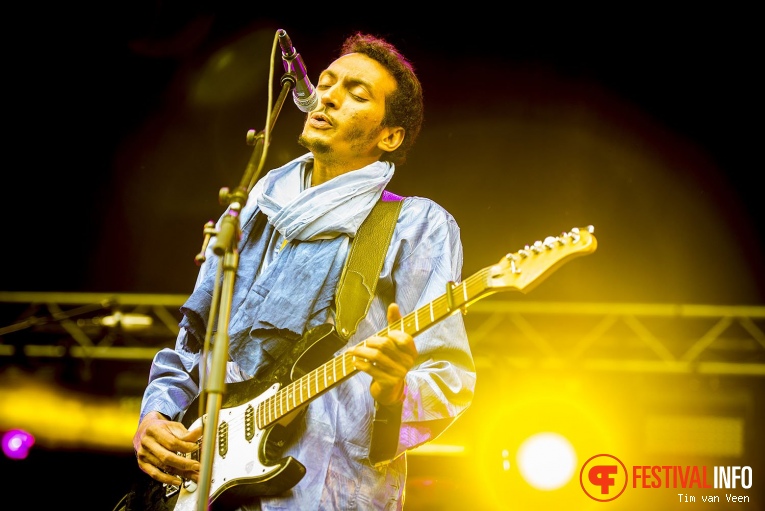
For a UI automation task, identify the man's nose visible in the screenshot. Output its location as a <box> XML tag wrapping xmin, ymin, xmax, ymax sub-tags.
<box><xmin>320</xmin><ymin>86</ymin><xmax>340</xmax><ymax>108</ymax></box>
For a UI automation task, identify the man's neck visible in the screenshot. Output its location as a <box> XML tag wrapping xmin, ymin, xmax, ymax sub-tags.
<box><xmin>311</xmin><ymin>156</ymin><xmax>381</xmax><ymax>187</ymax></box>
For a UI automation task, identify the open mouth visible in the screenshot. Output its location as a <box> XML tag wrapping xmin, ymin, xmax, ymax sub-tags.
<box><xmin>310</xmin><ymin>112</ymin><xmax>332</xmax><ymax>128</ymax></box>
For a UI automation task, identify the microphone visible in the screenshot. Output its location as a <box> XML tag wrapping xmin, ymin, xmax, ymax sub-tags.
<box><xmin>277</xmin><ymin>29</ymin><xmax>319</xmax><ymax>113</ymax></box>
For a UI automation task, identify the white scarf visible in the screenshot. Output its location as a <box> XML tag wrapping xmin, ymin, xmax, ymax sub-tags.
<box><xmin>252</xmin><ymin>152</ymin><xmax>395</xmax><ymax>241</ymax></box>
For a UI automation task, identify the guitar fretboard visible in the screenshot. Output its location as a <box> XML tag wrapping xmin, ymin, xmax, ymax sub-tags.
<box><xmin>255</xmin><ymin>227</ymin><xmax>593</xmax><ymax>429</ymax></box>
<box><xmin>255</xmin><ymin>267</ymin><xmax>494</xmax><ymax>429</ymax></box>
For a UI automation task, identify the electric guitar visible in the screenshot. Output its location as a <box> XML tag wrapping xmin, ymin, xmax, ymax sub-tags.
<box><xmin>123</xmin><ymin>226</ymin><xmax>597</xmax><ymax>511</ymax></box>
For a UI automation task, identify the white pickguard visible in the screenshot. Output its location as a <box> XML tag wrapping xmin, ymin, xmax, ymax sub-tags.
<box><xmin>172</xmin><ymin>383</ymin><xmax>281</xmax><ymax>511</ymax></box>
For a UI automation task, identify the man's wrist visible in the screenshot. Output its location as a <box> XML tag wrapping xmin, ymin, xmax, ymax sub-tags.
<box><xmin>376</xmin><ymin>381</ymin><xmax>406</xmax><ymax>408</ymax></box>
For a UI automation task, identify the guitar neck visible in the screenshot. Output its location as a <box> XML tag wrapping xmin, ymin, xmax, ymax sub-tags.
<box><xmin>256</xmin><ymin>225</ymin><xmax>597</xmax><ymax>429</ymax></box>
<box><xmin>257</xmin><ymin>268</ymin><xmax>494</xmax><ymax>428</ymax></box>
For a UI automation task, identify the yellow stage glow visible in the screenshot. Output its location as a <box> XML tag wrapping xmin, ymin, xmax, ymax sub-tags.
<box><xmin>471</xmin><ymin>375</ymin><xmax>625</xmax><ymax>510</ymax></box>
<box><xmin>516</xmin><ymin>432</ymin><xmax>577</xmax><ymax>490</ymax></box>
<box><xmin>0</xmin><ymin>371</ymin><xmax>138</xmax><ymax>452</ymax></box>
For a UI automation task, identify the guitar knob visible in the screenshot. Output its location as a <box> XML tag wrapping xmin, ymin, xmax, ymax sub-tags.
<box><xmin>183</xmin><ymin>479</ymin><xmax>198</xmax><ymax>493</ymax></box>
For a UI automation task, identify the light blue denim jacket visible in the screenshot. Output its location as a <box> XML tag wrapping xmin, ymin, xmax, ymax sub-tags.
<box><xmin>139</xmin><ymin>156</ymin><xmax>476</xmax><ymax>510</ymax></box>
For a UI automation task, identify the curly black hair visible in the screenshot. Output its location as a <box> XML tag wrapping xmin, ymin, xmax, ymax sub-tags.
<box><xmin>340</xmin><ymin>33</ymin><xmax>424</xmax><ymax>167</ymax></box>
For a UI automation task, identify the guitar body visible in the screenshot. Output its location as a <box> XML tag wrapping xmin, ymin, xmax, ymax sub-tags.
<box><xmin>125</xmin><ymin>324</ymin><xmax>346</xmax><ymax>511</ymax></box>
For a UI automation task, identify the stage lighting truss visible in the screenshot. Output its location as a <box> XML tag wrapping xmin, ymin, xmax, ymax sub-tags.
<box><xmin>1</xmin><ymin>293</ymin><xmax>764</xmax><ymax>377</ymax></box>
<box><xmin>0</xmin><ymin>292</ymin><xmax>186</xmax><ymax>363</ymax></box>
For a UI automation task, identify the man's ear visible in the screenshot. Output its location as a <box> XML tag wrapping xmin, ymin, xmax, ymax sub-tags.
<box><xmin>378</xmin><ymin>126</ymin><xmax>405</xmax><ymax>153</ymax></box>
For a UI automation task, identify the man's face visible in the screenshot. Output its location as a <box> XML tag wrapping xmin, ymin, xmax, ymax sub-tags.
<box><xmin>298</xmin><ymin>52</ymin><xmax>397</xmax><ymax>168</ymax></box>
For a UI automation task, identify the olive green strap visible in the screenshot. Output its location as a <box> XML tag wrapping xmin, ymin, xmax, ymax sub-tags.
<box><xmin>335</xmin><ymin>196</ymin><xmax>403</xmax><ymax>340</ymax></box>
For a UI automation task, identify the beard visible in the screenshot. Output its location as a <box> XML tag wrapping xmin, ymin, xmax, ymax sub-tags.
<box><xmin>298</xmin><ymin>133</ymin><xmax>330</xmax><ymax>155</ymax></box>
<box><xmin>298</xmin><ymin>123</ymin><xmax>384</xmax><ymax>161</ymax></box>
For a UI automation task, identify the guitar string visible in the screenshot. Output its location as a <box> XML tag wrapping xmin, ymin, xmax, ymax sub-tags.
<box><xmin>254</xmin><ymin>230</ymin><xmax>587</xmax><ymax>429</ymax></box>
<box><xmin>192</xmin><ymin>265</ymin><xmax>492</xmax><ymax>446</ymax></box>
<box><xmin>200</xmin><ymin>232</ymin><xmax>581</xmax><ymax>442</ymax></box>
<box><xmin>207</xmin><ymin>264</ymin><xmax>500</xmax><ymax>442</ymax></box>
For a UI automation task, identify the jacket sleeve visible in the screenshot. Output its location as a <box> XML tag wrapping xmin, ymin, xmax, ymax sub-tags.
<box><xmin>138</xmin><ymin>336</ymin><xmax>202</xmax><ymax>424</ymax></box>
<box><xmin>138</xmin><ymin>201</ymin><xmax>263</xmax><ymax>425</ymax></box>
<box><xmin>368</xmin><ymin>197</ymin><xmax>476</xmax><ymax>464</ymax></box>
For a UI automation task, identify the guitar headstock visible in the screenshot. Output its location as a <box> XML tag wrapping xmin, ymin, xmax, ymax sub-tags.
<box><xmin>486</xmin><ymin>226</ymin><xmax>597</xmax><ymax>293</ymax></box>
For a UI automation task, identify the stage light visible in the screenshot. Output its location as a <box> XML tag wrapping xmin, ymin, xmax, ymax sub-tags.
<box><xmin>0</xmin><ymin>373</ymin><xmax>138</xmax><ymax>451</ymax></box>
<box><xmin>2</xmin><ymin>429</ymin><xmax>35</xmax><ymax>460</ymax></box>
<box><xmin>516</xmin><ymin>432</ymin><xmax>577</xmax><ymax>490</ymax></box>
<box><xmin>94</xmin><ymin>312</ymin><xmax>153</xmax><ymax>330</ymax></box>
<box><xmin>472</xmin><ymin>375</ymin><xmax>625</xmax><ymax>510</ymax></box>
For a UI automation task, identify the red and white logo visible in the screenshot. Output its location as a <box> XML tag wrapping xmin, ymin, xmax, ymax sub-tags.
<box><xmin>580</xmin><ymin>453</ymin><xmax>628</xmax><ymax>502</ymax></box>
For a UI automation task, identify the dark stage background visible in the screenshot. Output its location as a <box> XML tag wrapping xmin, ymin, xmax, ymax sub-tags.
<box><xmin>4</xmin><ymin>5</ymin><xmax>762</xmax><ymax>300</ymax></box>
<box><xmin>1</xmin><ymin>4</ymin><xmax>763</xmax><ymax>511</ymax></box>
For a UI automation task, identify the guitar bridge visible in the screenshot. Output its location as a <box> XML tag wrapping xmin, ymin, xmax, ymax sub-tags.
<box><xmin>163</xmin><ymin>482</ymin><xmax>180</xmax><ymax>498</ymax></box>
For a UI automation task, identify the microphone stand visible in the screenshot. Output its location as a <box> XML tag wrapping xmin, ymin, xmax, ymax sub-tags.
<box><xmin>192</xmin><ymin>66</ymin><xmax>299</xmax><ymax>511</ymax></box>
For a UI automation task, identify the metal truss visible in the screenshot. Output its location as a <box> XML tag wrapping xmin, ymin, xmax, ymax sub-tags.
<box><xmin>1</xmin><ymin>292</ymin><xmax>764</xmax><ymax>377</ymax></box>
<box><xmin>465</xmin><ymin>301</ymin><xmax>765</xmax><ymax>377</ymax></box>
<box><xmin>0</xmin><ymin>292</ymin><xmax>187</xmax><ymax>363</ymax></box>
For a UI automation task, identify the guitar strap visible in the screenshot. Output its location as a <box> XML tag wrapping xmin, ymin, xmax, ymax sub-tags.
<box><xmin>334</xmin><ymin>190</ymin><xmax>403</xmax><ymax>341</ymax></box>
